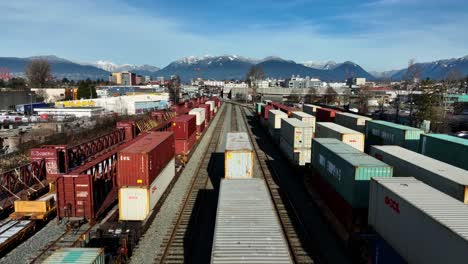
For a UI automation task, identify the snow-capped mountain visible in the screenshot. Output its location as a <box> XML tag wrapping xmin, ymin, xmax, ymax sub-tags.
<box><xmin>390</xmin><ymin>55</ymin><xmax>468</xmax><ymax>80</ymax></box>
<box><xmin>301</xmin><ymin>61</ymin><xmax>338</xmax><ymax>70</ymax></box>
<box><xmin>174</xmin><ymin>55</ymin><xmax>257</xmax><ymax>65</ymax></box>
<box><xmin>92</xmin><ymin>60</ymin><xmax>160</xmax><ymax>73</ymax></box>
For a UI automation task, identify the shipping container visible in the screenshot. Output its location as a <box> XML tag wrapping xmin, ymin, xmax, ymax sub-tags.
<box><xmin>370</xmin><ymin>145</ymin><xmax>468</xmax><ymax>203</ymax></box>
<box><xmin>199</xmin><ymin>104</ymin><xmax>211</xmax><ymax>123</ymax></box>
<box><xmin>189</xmin><ymin>108</ymin><xmax>206</xmax><ymax>126</ymax></box>
<box><xmin>369</xmin><ymin>177</ymin><xmax>468</xmax><ymax>264</ymax></box>
<box><xmin>206</xmin><ymin>101</ymin><xmax>216</xmax><ymax>113</ymax></box>
<box><xmin>119</xmin><ymin>158</ymin><xmax>175</xmax><ymax>221</ymax></box>
<box><xmin>117</xmin><ymin>121</ymin><xmax>137</xmax><ymax>141</ymax></box>
<box><xmin>196</xmin><ymin>120</ymin><xmax>205</xmax><ymax>135</ymax></box>
<box><xmin>261</xmin><ymin>104</ymin><xmax>274</xmax><ymax>120</ymax></box>
<box><xmin>335</xmin><ymin>112</ymin><xmax>372</xmax><ymax>133</ymax></box>
<box><xmin>225</xmin><ymin>132</ymin><xmax>254</xmax><ymax>179</ymax></box>
<box><xmin>315</xmin><ymin>122</ymin><xmax>365</xmax><ymax>152</ymax></box>
<box><xmin>175</xmin><ymin>132</ymin><xmax>197</xmax><ymax>155</ymax></box>
<box><xmin>368</xmin><ymin>235</ymin><xmax>406</xmax><ymax>264</ymax></box>
<box><xmin>12</xmin><ymin>192</ymin><xmax>56</xmax><ymax>219</ymax></box>
<box><xmin>170</xmin><ymin>115</ymin><xmax>196</xmax><ymax>140</ymax></box>
<box><xmin>290</xmin><ymin>111</ymin><xmax>316</xmax><ymax>132</ymax></box>
<box><xmin>419</xmin><ymin>134</ymin><xmax>468</xmax><ymax>170</ymax></box>
<box><xmin>365</xmin><ymin>120</ymin><xmax>424</xmax><ymax>152</ymax></box>
<box><xmin>255</xmin><ymin>102</ymin><xmax>265</xmax><ymax>116</ymax></box>
<box><xmin>211</xmin><ymin>179</ymin><xmax>293</xmax><ymax>264</ymax></box>
<box><xmin>279</xmin><ymin>137</ymin><xmax>311</xmax><ymax>166</ymax></box>
<box><xmin>118</xmin><ymin>132</ymin><xmax>175</xmax><ymax>187</ymax></box>
<box><xmin>280</xmin><ymin>118</ymin><xmax>313</xmax><ymax>149</ymax></box>
<box><xmin>316</xmin><ymin>107</ymin><xmax>338</xmax><ymax>122</ymax></box>
<box><xmin>268</xmin><ymin>110</ymin><xmax>288</xmax><ymax>129</ymax></box>
<box><xmin>43</xmin><ymin>248</ymin><xmax>105</xmax><ymax>264</ymax></box>
<box><xmin>312</xmin><ymin>138</ymin><xmax>393</xmax><ymax>208</ymax></box>
<box><xmin>303</xmin><ymin>104</ymin><xmax>322</xmax><ymax>116</ymax></box>
<box><xmin>264</xmin><ymin>99</ymin><xmax>272</xmax><ymax>105</ymax></box>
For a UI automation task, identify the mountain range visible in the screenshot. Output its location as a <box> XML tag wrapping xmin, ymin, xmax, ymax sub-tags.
<box><xmin>0</xmin><ymin>54</ymin><xmax>467</xmax><ymax>82</ymax></box>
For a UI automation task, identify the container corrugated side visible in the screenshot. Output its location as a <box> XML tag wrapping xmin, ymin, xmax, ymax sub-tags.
<box><xmin>211</xmin><ymin>179</ymin><xmax>293</xmax><ymax>264</ymax></box>
<box><xmin>280</xmin><ymin>118</ymin><xmax>313</xmax><ymax>149</ymax></box>
<box><xmin>303</xmin><ymin>104</ymin><xmax>321</xmax><ymax>116</ymax></box>
<box><xmin>279</xmin><ymin>137</ymin><xmax>311</xmax><ymax>166</ymax></box>
<box><xmin>365</xmin><ymin>120</ymin><xmax>424</xmax><ymax>152</ymax></box>
<box><xmin>206</xmin><ymin>101</ymin><xmax>215</xmax><ymax>112</ymax></box>
<box><xmin>225</xmin><ymin>132</ymin><xmax>254</xmax><ymax>179</ymax></box>
<box><xmin>335</xmin><ymin>112</ymin><xmax>371</xmax><ymax>133</ymax></box>
<box><xmin>369</xmin><ymin>177</ymin><xmax>468</xmax><ymax>264</ymax></box>
<box><xmin>119</xmin><ymin>158</ymin><xmax>175</xmax><ymax>221</ymax></box>
<box><xmin>315</xmin><ymin>122</ymin><xmax>365</xmax><ymax>151</ymax></box>
<box><xmin>43</xmin><ymin>248</ymin><xmax>105</xmax><ymax>264</ymax></box>
<box><xmin>189</xmin><ymin>108</ymin><xmax>205</xmax><ymax>125</ymax></box>
<box><xmin>268</xmin><ymin>110</ymin><xmax>288</xmax><ymax>129</ymax></box>
<box><xmin>370</xmin><ymin>145</ymin><xmax>468</xmax><ymax>204</ymax></box>
<box><xmin>256</xmin><ymin>103</ymin><xmax>265</xmax><ymax>115</ymax></box>
<box><xmin>419</xmin><ymin>134</ymin><xmax>468</xmax><ymax>171</ymax></box>
<box><xmin>312</xmin><ymin>139</ymin><xmax>393</xmax><ymax>208</ymax></box>
<box><xmin>290</xmin><ymin>111</ymin><xmax>316</xmax><ymax>132</ymax></box>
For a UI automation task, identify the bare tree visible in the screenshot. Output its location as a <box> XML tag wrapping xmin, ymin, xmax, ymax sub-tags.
<box><xmin>357</xmin><ymin>84</ymin><xmax>372</xmax><ymax>114</ymax></box>
<box><xmin>322</xmin><ymin>86</ymin><xmax>338</xmax><ymax>105</ymax></box>
<box><xmin>168</xmin><ymin>75</ymin><xmax>181</xmax><ymax>104</ymax></box>
<box><xmin>26</xmin><ymin>59</ymin><xmax>52</xmax><ymax>88</ymax></box>
<box><xmin>246</xmin><ymin>65</ymin><xmax>265</xmax><ymax>103</ymax></box>
<box><xmin>404</xmin><ymin>59</ymin><xmax>421</xmax><ymax>126</ymax></box>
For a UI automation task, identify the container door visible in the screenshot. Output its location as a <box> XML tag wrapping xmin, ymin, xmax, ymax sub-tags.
<box><xmin>225</xmin><ymin>152</ymin><xmax>253</xmax><ymax>179</ymax></box>
<box><xmin>150</xmin><ymin>159</ymin><xmax>175</xmax><ymax>210</ymax></box>
<box><xmin>119</xmin><ymin>188</ymin><xmax>148</xmax><ymax>221</ymax></box>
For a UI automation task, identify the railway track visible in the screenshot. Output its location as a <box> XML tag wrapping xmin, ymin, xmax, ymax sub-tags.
<box><xmin>237</xmin><ymin>104</ymin><xmax>316</xmax><ymax>264</ymax></box>
<box><xmin>231</xmin><ymin>103</ymin><xmax>239</xmax><ymax>131</ymax></box>
<box><xmin>154</xmin><ymin>105</ymin><xmax>227</xmax><ymax>264</ymax></box>
<box><xmin>29</xmin><ymin>222</ymin><xmax>93</xmax><ymax>263</ymax></box>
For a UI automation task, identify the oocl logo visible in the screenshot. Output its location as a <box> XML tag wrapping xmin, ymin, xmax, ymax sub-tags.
<box><xmin>384</xmin><ymin>196</ymin><xmax>400</xmax><ymax>214</ymax></box>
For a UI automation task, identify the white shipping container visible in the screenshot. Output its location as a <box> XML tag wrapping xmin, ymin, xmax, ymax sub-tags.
<box><xmin>206</xmin><ymin>101</ymin><xmax>216</xmax><ymax>112</ymax></box>
<box><xmin>280</xmin><ymin>118</ymin><xmax>313</xmax><ymax>149</ymax></box>
<box><xmin>290</xmin><ymin>111</ymin><xmax>316</xmax><ymax>132</ymax></box>
<box><xmin>119</xmin><ymin>158</ymin><xmax>175</xmax><ymax>221</ymax></box>
<box><xmin>189</xmin><ymin>108</ymin><xmax>206</xmax><ymax>125</ymax></box>
<box><xmin>268</xmin><ymin>110</ymin><xmax>288</xmax><ymax>129</ymax></box>
<box><xmin>315</xmin><ymin>122</ymin><xmax>365</xmax><ymax>151</ymax></box>
<box><xmin>369</xmin><ymin>177</ymin><xmax>468</xmax><ymax>264</ymax></box>
<box><xmin>279</xmin><ymin>137</ymin><xmax>311</xmax><ymax>166</ymax></box>
<box><xmin>303</xmin><ymin>104</ymin><xmax>321</xmax><ymax>116</ymax></box>
<box><xmin>225</xmin><ymin>132</ymin><xmax>254</xmax><ymax>179</ymax></box>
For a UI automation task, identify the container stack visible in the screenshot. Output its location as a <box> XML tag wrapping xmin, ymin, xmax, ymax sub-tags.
<box><xmin>117</xmin><ymin>132</ymin><xmax>175</xmax><ymax>221</ymax></box>
<box><xmin>267</xmin><ymin>110</ymin><xmax>288</xmax><ymax>143</ymax></box>
<box><xmin>170</xmin><ymin>115</ymin><xmax>197</xmax><ymax>155</ymax></box>
<box><xmin>224</xmin><ymin>132</ymin><xmax>254</xmax><ymax>179</ymax></box>
<box><xmin>290</xmin><ymin>111</ymin><xmax>316</xmax><ymax>133</ymax></box>
<box><xmin>419</xmin><ymin>134</ymin><xmax>468</xmax><ymax>170</ymax></box>
<box><xmin>279</xmin><ymin>118</ymin><xmax>313</xmax><ymax>166</ymax></box>
<box><xmin>368</xmin><ymin>177</ymin><xmax>468</xmax><ymax>264</ymax></box>
<box><xmin>365</xmin><ymin>120</ymin><xmax>424</xmax><ymax>152</ymax></box>
<box><xmin>315</xmin><ymin>122</ymin><xmax>365</xmax><ymax>152</ymax></box>
<box><xmin>335</xmin><ymin>112</ymin><xmax>372</xmax><ymax>133</ymax></box>
<box><xmin>198</xmin><ymin>104</ymin><xmax>211</xmax><ymax>124</ymax></box>
<box><xmin>189</xmin><ymin>108</ymin><xmax>206</xmax><ymax>136</ymax></box>
<box><xmin>316</xmin><ymin>107</ymin><xmax>339</xmax><ymax>122</ymax></box>
<box><xmin>255</xmin><ymin>102</ymin><xmax>265</xmax><ymax>117</ymax></box>
<box><xmin>303</xmin><ymin>104</ymin><xmax>322</xmax><ymax>116</ymax></box>
<box><xmin>43</xmin><ymin>248</ymin><xmax>105</xmax><ymax>264</ymax></box>
<box><xmin>206</xmin><ymin>100</ymin><xmax>216</xmax><ymax>117</ymax></box>
<box><xmin>260</xmin><ymin>104</ymin><xmax>273</xmax><ymax>127</ymax></box>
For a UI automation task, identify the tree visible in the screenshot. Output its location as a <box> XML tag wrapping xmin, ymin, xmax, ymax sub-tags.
<box><xmin>168</xmin><ymin>75</ymin><xmax>181</xmax><ymax>104</ymax></box>
<box><xmin>403</xmin><ymin>59</ymin><xmax>421</xmax><ymax>126</ymax></box>
<box><xmin>0</xmin><ymin>79</ymin><xmax>5</xmax><ymax>88</ymax></box>
<box><xmin>246</xmin><ymin>65</ymin><xmax>265</xmax><ymax>103</ymax></box>
<box><xmin>322</xmin><ymin>86</ymin><xmax>338</xmax><ymax>105</ymax></box>
<box><xmin>357</xmin><ymin>85</ymin><xmax>372</xmax><ymax>114</ymax></box>
<box><xmin>26</xmin><ymin>59</ymin><xmax>52</xmax><ymax>88</ymax></box>
<box><xmin>61</xmin><ymin>77</ymin><xmax>70</xmax><ymax>83</ymax></box>
<box><xmin>8</xmin><ymin>77</ymin><xmax>27</xmax><ymax>89</ymax></box>
<box><xmin>304</xmin><ymin>88</ymin><xmax>317</xmax><ymax>104</ymax></box>
<box><xmin>77</xmin><ymin>79</ymin><xmax>97</xmax><ymax>99</ymax></box>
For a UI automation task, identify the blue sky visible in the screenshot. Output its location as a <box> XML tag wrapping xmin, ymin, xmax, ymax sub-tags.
<box><xmin>0</xmin><ymin>0</ymin><xmax>467</xmax><ymax>71</ymax></box>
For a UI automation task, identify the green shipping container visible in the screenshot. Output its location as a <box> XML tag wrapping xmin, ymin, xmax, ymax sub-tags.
<box><xmin>419</xmin><ymin>134</ymin><xmax>468</xmax><ymax>170</ymax></box>
<box><xmin>312</xmin><ymin>138</ymin><xmax>393</xmax><ymax>208</ymax></box>
<box><xmin>365</xmin><ymin>120</ymin><xmax>424</xmax><ymax>152</ymax></box>
<box><xmin>43</xmin><ymin>248</ymin><xmax>105</xmax><ymax>264</ymax></box>
<box><xmin>256</xmin><ymin>103</ymin><xmax>265</xmax><ymax>115</ymax></box>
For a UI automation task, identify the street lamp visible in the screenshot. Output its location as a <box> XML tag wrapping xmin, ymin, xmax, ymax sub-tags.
<box><xmin>28</xmin><ymin>93</ymin><xmax>33</xmax><ymax>116</ymax></box>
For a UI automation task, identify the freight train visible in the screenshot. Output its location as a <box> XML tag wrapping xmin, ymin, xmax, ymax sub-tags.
<box><xmin>0</xmin><ymin>95</ymin><xmax>223</xmax><ymax>260</ymax></box>
<box><xmin>254</xmin><ymin>100</ymin><xmax>468</xmax><ymax>264</ymax></box>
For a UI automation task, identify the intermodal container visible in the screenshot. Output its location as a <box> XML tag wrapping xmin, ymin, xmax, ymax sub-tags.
<box><xmin>315</xmin><ymin>122</ymin><xmax>365</xmax><ymax>151</ymax></box>
<box><xmin>268</xmin><ymin>110</ymin><xmax>288</xmax><ymax>129</ymax></box>
<box><xmin>116</xmin><ymin>121</ymin><xmax>137</xmax><ymax>141</ymax></box>
<box><xmin>189</xmin><ymin>108</ymin><xmax>206</xmax><ymax>126</ymax></box>
<box><xmin>43</xmin><ymin>248</ymin><xmax>105</xmax><ymax>264</ymax></box>
<box><xmin>303</xmin><ymin>104</ymin><xmax>322</xmax><ymax>116</ymax></box>
<box><xmin>419</xmin><ymin>134</ymin><xmax>468</xmax><ymax>170</ymax></box>
<box><xmin>368</xmin><ymin>235</ymin><xmax>406</xmax><ymax>264</ymax></box>
<box><xmin>13</xmin><ymin>192</ymin><xmax>55</xmax><ymax>216</ymax></box>
<box><xmin>316</xmin><ymin>107</ymin><xmax>338</xmax><ymax>122</ymax></box>
<box><xmin>199</xmin><ymin>104</ymin><xmax>211</xmax><ymax>123</ymax></box>
<box><xmin>170</xmin><ymin>115</ymin><xmax>196</xmax><ymax>140</ymax></box>
<box><xmin>175</xmin><ymin>132</ymin><xmax>197</xmax><ymax>155</ymax></box>
<box><xmin>280</xmin><ymin>118</ymin><xmax>313</xmax><ymax>148</ymax></box>
<box><xmin>211</xmin><ymin>179</ymin><xmax>293</xmax><ymax>264</ymax></box>
<box><xmin>365</xmin><ymin>120</ymin><xmax>424</xmax><ymax>152</ymax></box>
<box><xmin>369</xmin><ymin>177</ymin><xmax>468</xmax><ymax>264</ymax></box>
<box><xmin>261</xmin><ymin>104</ymin><xmax>274</xmax><ymax>120</ymax></box>
<box><xmin>119</xmin><ymin>158</ymin><xmax>175</xmax><ymax>221</ymax></box>
<box><xmin>224</xmin><ymin>132</ymin><xmax>254</xmax><ymax>179</ymax></box>
<box><xmin>279</xmin><ymin>137</ymin><xmax>311</xmax><ymax>166</ymax></box>
<box><xmin>255</xmin><ymin>102</ymin><xmax>265</xmax><ymax>116</ymax></box>
<box><xmin>117</xmin><ymin>132</ymin><xmax>175</xmax><ymax>187</ymax></box>
<box><xmin>264</xmin><ymin>99</ymin><xmax>272</xmax><ymax>105</ymax></box>
<box><xmin>370</xmin><ymin>145</ymin><xmax>468</xmax><ymax>203</ymax></box>
<box><xmin>290</xmin><ymin>111</ymin><xmax>316</xmax><ymax>132</ymax></box>
<box><xmin>312</xmin><ymin>138</ymin><xmax>393</xmax><ymax>208</ymax></box>
<box><xmin>56</xmin><ymin>174</ymin><xmax>98</xmax><ymax>221</ymax></box>
<box><xmin>335</xmin><ymin>112</ymin><xmax>372</xmax><ymax>133</ymax></box>
<box><xmin>206</xmin><ymin>101</ymin><xmax>216</xmax><ymax>113</ymax></box>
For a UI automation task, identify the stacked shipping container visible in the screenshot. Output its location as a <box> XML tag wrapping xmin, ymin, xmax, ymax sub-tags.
<box><xmin>365</xmin><ymin>120</ymin><xmax>424</xmax><ymax>152</ymax></box>
<box><xmin>290</xmin><ymin>111</ymin><xmax>316</xmax><ymax>132</ymax></box>
<box><xmin>419</xmin><ymin>134</ymin><xmax>468</xmax><ymax>170</ymax></box>
<box><xmin>335</xmin><ymin>112</ymin><xmax>371</xmax><ymax>133</ymax></box>
<box><xmin>303</xmin><ymin>104</ymin><xmax>321</xmax><ymax>116</ymax></box>
<box><xmin>316</xmin><ymin>108</ymin><xmax>338</xmax><ymax>122</ymax></box>
<box><xmin>280</xmin><ymin>118</ymin><xmax>313</xmax><ymax>166</ymax></box>
<box><xmin>189</xmin><ymin>108</ymin><xmax>206</xmax><ymax>135</ymax></box>
<box><xmin>315</xmin><ymin>122</ymin><xmax>365</xmax><ymax>152</ymax></box>
<box><xmin>170</xmin><ymin>115</ymin><xmax>197</xmax><ymax>155</ymax></box>
<box><xmin>224</xmin><ymin>132</ymin><xmax>254</xmax><ymax>179</ymax></box>
<box><xmin>267</xmin><ymin>110</ymin><xmax>288</xmax><ymax>143</ymax></box>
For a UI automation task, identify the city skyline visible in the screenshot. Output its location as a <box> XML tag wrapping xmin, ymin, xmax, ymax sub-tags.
<box><xmin>1</xmin><ymin>0</ymin><xmax>467</xmax><ymax>71</ymax></box>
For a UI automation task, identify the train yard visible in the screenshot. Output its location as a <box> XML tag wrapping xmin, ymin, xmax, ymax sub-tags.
<box><xmin>0</xmin><ymin>96</ymin><xmax>467</xmax><ymax>264</ymax></box>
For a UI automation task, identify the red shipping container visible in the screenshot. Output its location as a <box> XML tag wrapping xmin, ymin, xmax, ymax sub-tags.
<box><xmin>117</xmin><ymin>132</ymin><xmax>175</xmax><ymax>187</ymax></box>
<box><xmin>261</xmin><ymin>105</ymin><xmax>274</xmax><ymax>120</ymax></box>
<box><xmin>170</xmin><ymin>115</ymin><xmax>196</xmax><ymax>140</ymax></box>
<box><xmin>199</xmin><ymin>104</ymin><xmax>211</xmax><ymax>123</ymax></box>
<box><xmin>30</xmin><ymin>146</ymin><xmax>65</xmax><ymax>177</ymax></box>
<box><xmin>196</xmin><ymin>120</ymin><xmax>205</xmax><ymax>135</ymax></box>
<box><xmin>175</xmin><ymin>131</ymin><xmax>197</xmax><ymax>155</ymax></box>
<box><xmin>316</xmin><ymin>107</ymin><xmax>339</xmax><ymax>122</ymax></box>
<box><xmin>116</xmin><ymin>121</ymin><xmax>136</xmax><ymax>141</ymax></box>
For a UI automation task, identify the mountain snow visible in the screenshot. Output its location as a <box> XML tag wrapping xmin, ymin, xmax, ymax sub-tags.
<box><xmin>301</xmin><ymin>61</ymin><xmax>337</xmax><ymax>70</ymax></box>
<box><xmin>91</xmin><ymin>60</ymin><xmax>160</xmax><ymax>72</ymax></box>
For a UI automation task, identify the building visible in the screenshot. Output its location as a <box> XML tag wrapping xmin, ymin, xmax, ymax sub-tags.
<box><xmin>355</xmin><ymin>78</ymin><xmax>366</xmax><ymax>86</ymax></box>
<box><xmin>35</xmin><ymin>107</ymin><xmax>104</xmax><ymax>118</ymax></box>
<box><xmin>110</xmin><ymin>72</ymin><xmax>136</xmax><ymax>85</ymax></box>
<box><xmin>203</xmin><ymin>80</ymin><xmax>225</xmax><ymax>87</ymax></box>
<box><xmin>288</xmin><ymin>75</ymin><xmax>323</xmax><ymax>89</ymax></box>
